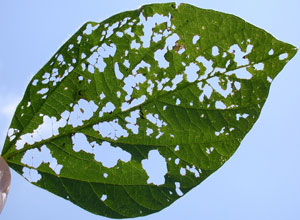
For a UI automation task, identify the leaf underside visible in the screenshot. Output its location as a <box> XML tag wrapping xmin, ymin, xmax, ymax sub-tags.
<box><xmin>1</xmin><ymin>2</ymin><xmax>297</xmax><ymax>218</ymax></box>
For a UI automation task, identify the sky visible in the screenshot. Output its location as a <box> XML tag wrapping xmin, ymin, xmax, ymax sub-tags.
<box><xmin>0</xmin><ymin>0</ymin><xmax>300</xmax><ymax>219</ymax></box>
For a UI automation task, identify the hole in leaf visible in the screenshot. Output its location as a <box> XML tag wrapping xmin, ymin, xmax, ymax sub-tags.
<box><xmin>192</xmin><ymin>35</ymin><xmax>200</xmax><ymax>44</ymax></box>
<box><xmin>142</xmin><ymin>150</ymin><xmax>167</xmax><ymax>185</ymax></box>
<box><xmin>268</xmin><ymin>49</ymin><xmax>274</xmax><ymax>55</ymax></box>
<box><xmin>175</xmin><ymin>182</ymin><xmax>183</xmax><ymax>196</ymax></box>
<box><xmin>212</xmin><ymin>46</ymin><xmax>219</xmax><ymax>56</ymax></box>
<box><xmin>22</xmin><ymin>167</ymin><xmax>41</xmax><ymax>183</ymax></box>
<box><xmin>279</xmin><ymin>53</ymin><xmax>288</xmax><ymax>60</ymax></box>
<box><xmin>93</xmin><ymin>141</ymin><xmax>131</xmax><ymax>168</ymax></box>
<box><xmin>21</xmin><ymin>145</ymin><xmax>63</xmax><ymax>175</ymax></box>
<box><xmin>100</xmin><ymin>194</ymin><xmax>107</xmax><ymax>201</ymax></box>
<box><xmin>184</xmin><ymin>63</ymin><xmax>199</xmax><ymax>82</ymax></box>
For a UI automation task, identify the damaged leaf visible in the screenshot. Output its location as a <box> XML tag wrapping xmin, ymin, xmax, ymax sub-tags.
<box><xmin>1</xmin><ymin>2</ymin><xmax>297</xmax><ymax>218</ymax></box>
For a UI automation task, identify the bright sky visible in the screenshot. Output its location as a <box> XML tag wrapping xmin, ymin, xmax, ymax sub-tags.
<box><xmin>0</xmin><ymin>0</ymin><xmax>299</xmax><ymax>219</ymax></box>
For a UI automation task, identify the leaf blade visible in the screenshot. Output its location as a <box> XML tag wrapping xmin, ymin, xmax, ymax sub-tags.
<box><xmin>1</xmin><ymin>2</ymin><xmax>297</xmax><ymax>218</ymax></box>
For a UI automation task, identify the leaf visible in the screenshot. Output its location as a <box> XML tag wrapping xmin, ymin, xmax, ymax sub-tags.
<box><xmin>0</xmin><ymin>156</ymin><xmax>11</xmax><ymax>214</ymax></box>
<box><xmin>1</xmin><ymin>2</ymin><xmax>297</xmax><ymax>218</ymax></box>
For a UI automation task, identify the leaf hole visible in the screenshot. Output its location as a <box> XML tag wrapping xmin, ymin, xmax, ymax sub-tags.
<box><xmin>212</xmin><ymin>46</ymin><xmax>219</xmax><ymax>56</ymax></box>
<box><xmin>180</xmin><ymin>168</ymin><xmax>186</xmax><ymax>176</ymax></box>
<box><xmin>268</xmin><ymin>49</ymin><xmax>274</xmax><ymax>55</ymax></box>
<box><xmin>142</xmin><ymin>150</ymin><xmax>167</xmax><ymax>185</ymax></box>
<box><xmin>192</xmin><ymin>35</ymin><xmax>200</xmax><ymax>44</ymax></box>
<box><xmin>101</xmin><ymin>194</ymin><xmax>107</xmax><ymax>201</ymax></box>
<box><xmin>93</xmin><ymin>141</ymin><xmax>131</xmax><ymax>168</ymax></box>
<box><xmin>279</xmin><ymin>53</ymin><xmax>288</xmax><ymax>60</ymax></box>
<box><xmin>175</xmin><ymin>182</ymin><xmax>183</xmax><ymax>196</ymax></box>
<box><xmin>22</xmin><ymin>168</ymin><xmax>41</xmax><ymax>183</ymax></box>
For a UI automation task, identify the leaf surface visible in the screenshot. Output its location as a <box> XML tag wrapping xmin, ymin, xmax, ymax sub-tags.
<box><xmin>1</xmin><ymin>3</ymin><xmax>297</xmax><ymax>218</ymax></box>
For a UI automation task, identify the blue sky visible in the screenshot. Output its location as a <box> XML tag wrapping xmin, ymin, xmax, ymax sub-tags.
<box><xmin>0</xmin><ymin>0</ymin><xmax>299</xmax><ymax>219</ymax></box>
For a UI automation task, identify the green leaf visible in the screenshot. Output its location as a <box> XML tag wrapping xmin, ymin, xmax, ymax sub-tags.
<box><xmin>1</xmin><ymin>2</ymin><xmax>297</xmax><ymax>218</ymax></box>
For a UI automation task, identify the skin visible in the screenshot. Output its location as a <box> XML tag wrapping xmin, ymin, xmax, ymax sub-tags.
<box><xmin>0</xmin><ymin>156</ymin><xmax>11</xmax><ymax>214</ymax></box>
